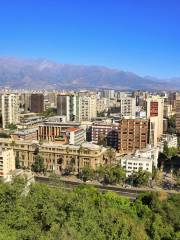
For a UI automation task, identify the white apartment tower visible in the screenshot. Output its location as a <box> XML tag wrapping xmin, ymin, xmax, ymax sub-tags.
<box><xmin>78</xmin><ymin>94</ymin><xmax>97</xmax><ymax>121</ymax></box>
<box><xmin>2</xmin><ymin>94</ymin><xmax>19</xmax><ymax>128</ymax></box>
<box><xmin>120</xmin><ymin>97</ymin><xmax>136</xmax><ymax>118</ymax></box>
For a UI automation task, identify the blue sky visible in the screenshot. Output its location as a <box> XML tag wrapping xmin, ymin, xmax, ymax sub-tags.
<box><xmin>0</xmin><ymin>0</ymin><xmax>179</xmax><ymax>78</ymax></box>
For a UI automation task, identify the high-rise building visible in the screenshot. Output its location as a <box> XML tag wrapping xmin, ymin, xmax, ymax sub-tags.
<box><xmin>30</xmin><ymin>94</ymin><xmax>44</xmax><ymax>113</ymax></box>
<box><xmin>57</xmin><ymin>94</ymin><xmax>78</xmax><ymax>121</ymax></box>
<box><xmin>101</xmin><ymin>89</ymin><xmax>115</xmax><ymax>99</ymax></box>
<box><xmin>120</xmin><ymin>97</ymin><xmax>136</xmax><ymax>118</ymax></box>
<box><xmin>19</xmin><ymin>92</ymin><xmax>31</xmax><ymax>112</ymax></box>
<box><xmin>176</xmin><ymin>93</ymin><xmax>180</xmax><ymax>133</ymax></box>
<box><xmin>2</xmin><ymin>94</ymin><xmax>19</xmax><ymax>128</ymax></box>
<box><xmin>118</xmin><ymin>119</ymin><xmax>149</xmax><ymax>154</ymax></box>
<box><xmin>146</xmin><ymin>96</ymin><xmax>164</xmax><ymax>140</ymax></box>
<box><xmin>168</xmin><ymin>92</ymin><xmax>176</xmax><ymax>112</ymax></box>
<box><xmin>78</xmin><ymin>94</ymin><xmax>97</xmax><ymax>121</ymax></box>
<box><xmin>96</xmin><ymin>98</ymin><xmax>109</xmax><ymax>113</ymax></box>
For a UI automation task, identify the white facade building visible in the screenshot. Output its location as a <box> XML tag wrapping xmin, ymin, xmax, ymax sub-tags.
<box><xmin>121</xmin><ymin>155</ymin><xmax>153</xmax><ymax>177</ymax></box>
<box><xmin>78</xmin><ymin>94</ymin><xmax>97</xmax><ymax>121</ymax></box>
<box><xmin>120</xmin><ymin>97</ymin><xmax>136</xmax><ymax>118</ymax></box>
<box><xmin>2</xmin><ymin>94</ymin><xmax>19</xmax><ymax>129</ymax></box>
<box><xmin>67</xmin><ymin>127</ymin><xmax>86</xmax><ymax>145</ymax></box>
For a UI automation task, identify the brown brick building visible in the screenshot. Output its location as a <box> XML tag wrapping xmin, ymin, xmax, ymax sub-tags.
<box><xmin>30</xmin><ymin>94</ymin><xmax>44</xmax><ymax>113</ymax></box>
<box><xmin>118</xmin><ymin>119</ymin><xmax>149</xmax><ymax>154</ymax></box>
<box><xmin>150</xmin><ymin>101</ymin><xmax>158</xmax><ymax>117</ymax></box>
<box><xmin>91</xmin><ymin>122</ymin><xmax>119</xmax><ymax>150</ymax></box>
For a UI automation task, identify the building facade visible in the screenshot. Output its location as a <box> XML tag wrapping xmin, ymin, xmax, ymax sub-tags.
<box><xmin>146</xmin><ymin>96</ymin><xmax>164</xmax><ymax>139</ymax></box>
<box><xmin>118</xmin><ymin>119</ymin><xmax>149</xmax><ymax>154</ymax></box>
<box><xmin>120</xmin><ymin>97</ymin><xmax>136</xmax><ymax>118</ymax></box>
<box><xmin>0</xmin><ymin>139</ymin><xmax>107</xmax><ymax>174</ymax></box>
<box><xmin>121</xmin><ymin>155</ymin><xmax>152</xmax><ymax>177</ymax></box>
<box><xmin>0</xmin><ymin>148</ymin><xmax>15</xmax><ymax>180</ymax></box>
<box><xmin>30</xmin><ymin>94</ymin><xmax>44</xmax><ymax>113</ymax></box>
<box><xmin>176</xmin><ymin>93</ymin><xmax>180</xmax><ymax>133</ymax></box>
<box><xmin>38</xmin><ymin>121</ymin><xmax>81</xmax><ymax>142</ymax></box>
<box><xmin>57</xmin><ymin>94</ymin><xmax>78</xmax><ymax>121</ymax></box>
<box><xmin>2</xmin><ymin>94</ymin><xmax>19</xmax><ymax>128</ymax></box>
<box><xmin>91</xmin><ymin>121</ymin><xmax>119</xmax><ymax>149</ymax></box>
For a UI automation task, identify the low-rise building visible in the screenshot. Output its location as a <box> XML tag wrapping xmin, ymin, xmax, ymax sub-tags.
<box><xmin>11</xmin><ymin>128</ymin><xmax>38</xmax><ymax>141</ymax></box>
<box><xmin>18</xmin><ymin>116</ymin><xmax>44</xmax><ymax>129</ymax></box>
<box><xmin>134</xmin><ymin>144</ymin><xmax>160</xmax><ymax>168</ymax></box>
<box><xmin>91</xmin><ymin>121</ymin><xmax>119</xmax><ymax>149</ymax></box>
<box><xmin>0</xmin><ymin>139</ymin><xmax>107</xmax><ymax>174</ymax></box>
<box><xmin>66</xmin><ymin>127</ymin><xmax>85</xmax><ymax>145</ymax></box>
<box><xmin>38</xmin><ymin>121</ymin><xmax>81</xmax><ymax>142</ymax></box>
<box><xmin>121</xmin><ymin>155</ymin><xmax>152</xmax><ymax>177</ymax></box>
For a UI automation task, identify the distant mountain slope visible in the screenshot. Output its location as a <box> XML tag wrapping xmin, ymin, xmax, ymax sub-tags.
<box><xmin>0</xmin><ymin>57</ymin><xmax>179</xmax><ymax>90</ymax></box>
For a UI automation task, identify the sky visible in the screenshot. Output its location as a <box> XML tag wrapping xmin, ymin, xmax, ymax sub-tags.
<box><xmin>0</xmin><ymin>0</ymin><xmax>179</xmax><ymax>78</ymax></box>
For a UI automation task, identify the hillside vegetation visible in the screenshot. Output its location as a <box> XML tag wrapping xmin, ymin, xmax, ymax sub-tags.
<box><xmin>0</xmin><ymin>178</ymin><xmax>179</xmax><ymax>240</ymax></box>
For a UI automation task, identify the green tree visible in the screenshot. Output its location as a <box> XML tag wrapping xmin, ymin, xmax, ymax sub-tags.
<box><xmin>6</xmin><ymin>123</ymin><xmax>17</xmax><ymax>131</ymax></box>
<box><xmin>43</xmin><ymin>108</ymin><xmax>57</xmax><ymax>117</ymax></box>
<box><xmin>106</xmin><ymin>147</ymin><xmax>116</xmax><ymax>164</ymax></box>
<box><xmin>104</xmin><ymin>165</ymin><xmax>126</xmax><ymax>185</ymax></box>
<box><xmin>31</xmin><ymin>155</ymin><xmax>44</xmax><ymax>173</ymax></box>
<box><xmin>15</xmin><ymin>152</ymin><xmax>21</xmax><ymax>169</ymax></box>
<box><xmin>163</xmin><ymin>142</ymin><xmax>177</xmax><ymax>159</ymax></box>
<box><xmin>163</xmin><ymin>141</ymin><xmax>169</xmax><ymax>158</ymax></box>
<box><xmin>128</xmin><ymin>169</ymin><xmax>151</xmax><ymax>187</ymax></box>
<box><xmin>0</xmin><ymin>132</ymin><xmax>10</xmax><ymax>138</ymax></box>
<box><xmin>168</xmin><ymin>147</ymin><xmax>178</xmax><ymax>158</ymax></box>
<box><xmin>0</xmin><ymin>179</ymin><xmax>179</xmax><ymax>239</ymax></box>
<box><xmin>80</xmin><ymin>166</ymin><xmax>96</xmax><ymax>182</ymax></box>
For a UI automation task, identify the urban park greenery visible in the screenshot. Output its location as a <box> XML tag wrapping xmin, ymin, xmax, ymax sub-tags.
<box><xmin>79</xmin><ymin>165</ymin><xmax>151</xmax><ymax>187</ymax></box>
<box><xmin>0</xmin><ymin>178</ymin><xmax>179</xmax><ymax>240</ymax></box>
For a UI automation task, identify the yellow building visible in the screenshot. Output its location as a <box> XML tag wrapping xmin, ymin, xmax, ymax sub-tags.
<box><xmin>0</xmin><ymin>147</ymin><xmax>15</xmax><ymax>180</ymax></box>
<box><xmin>0</xmin><ymin>139</ymin><xmax>107</xmax><ymax>174</ymax></box>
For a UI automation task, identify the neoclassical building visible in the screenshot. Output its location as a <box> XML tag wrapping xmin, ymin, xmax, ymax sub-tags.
<box><xmin>0</xmin><ymin>138</ymin><xmax>107</xmax><ymax>174</ymax></box>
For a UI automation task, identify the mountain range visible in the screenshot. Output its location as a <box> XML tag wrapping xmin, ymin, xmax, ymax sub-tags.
<box><xmin>0</xmin><ymin>57</ymin><xmax>179</xmax><ymax>90</ymax></box>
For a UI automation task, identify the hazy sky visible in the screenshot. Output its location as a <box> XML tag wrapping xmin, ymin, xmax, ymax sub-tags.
<box><xmin>0</xmin><ymin>0</ymin><xmax>179</xmax><ymax>78</ymax></box>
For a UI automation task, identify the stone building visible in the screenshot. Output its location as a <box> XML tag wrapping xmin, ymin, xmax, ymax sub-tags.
<box><xmin>0</xmin><ymin>139</ymin><xmax>107</xmax><ymax>174</ymax></box>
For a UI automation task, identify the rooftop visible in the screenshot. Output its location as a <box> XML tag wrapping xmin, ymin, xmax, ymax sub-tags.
<box><xmin>122</xmin><ymin>155</ymin><xmax>152</xmax><ymax>162</ymax></box>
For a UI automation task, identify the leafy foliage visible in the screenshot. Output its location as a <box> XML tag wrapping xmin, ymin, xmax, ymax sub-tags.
<box><xmin>0</xmin><ymin>132</ymin><xmax>10</xmax><ymax>138</ymax></box>
<box><xmin>5</xmin><ymin>123</ymin><xmax>17</xmax><ymax>130</ymax></box>
<box><xmin>79</xmin><ymin>165</ymin><xmax>151</xmax><ymax>187</ymax></box>
<box><xmin>43</xmin><ymin>108</ymin><xmax>57</xmax><ymax>117</ymax></box>
<box><xmin>80</xmin><ymin>165</ymin><xmax>96</xmax><ymax>182</ymax></box>
<box><xmin>31</xmin><ymin>155</ymin><xmax>44</xmax><ymax>173</ymax></box>
<box><xmin>128</xmin><ymin>169</ymin><xmax>151</xmax><ymax>187</ymax></box>
<box><xmin>0</xmin><ymin>180</ymin><xmax>179</xmax><ymax>240</ymax></box>
<box><xmin>163</xmin><ymin>141</ymin><xmax>178</xmax><ymax>159</ymax></box>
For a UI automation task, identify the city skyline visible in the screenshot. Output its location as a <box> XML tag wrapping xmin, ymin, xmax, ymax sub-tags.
<box><xmin>0</xmin><ymin>0</ymin><xmax>180</xmax><ymax>78</ymax></box>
